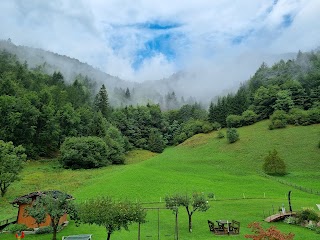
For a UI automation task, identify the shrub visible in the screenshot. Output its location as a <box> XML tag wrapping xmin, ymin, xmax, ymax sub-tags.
<box><xmin>284</xmin><ymin>216</ymin><xmax>297</xmax><ymax>225</ymax></box>
<box><xmin>217</xmin><ymin>130</ymin><xmax>225</xmax><ymax>139</ymax></box>
<box><xmin>59</xmin><ymin>136</ymin><xmax>111</xmax><ymax>169</ymax></box>
<box><xmin>263</xmin><ymin>150</ymin><xmax>286</xmax><ymax>176</ymax></box>
<box><xmin>288</xmin><ymin>108</ymin><xmax>310</xmax><ymax>126</ymax></box>
<box><xmin>173</xmin><ymin>132</ymin><xmax>188</xmax><ymax>145</ymax></box>
<box><xmin>226</xmin><ymin>114</ymin><xmax>243</xmax><ymax>128</ymax></box>
<box><xmin>35</xmin><ymin>226</ymin><xmax>53</xmax><ymax>234</ymax></box>
<box><xmin>226</xmin><ymin>128</ymin><xmax>239</xmax><ymax>143</ymax></box>
<box><xmin>242</xmin><ymin>110</ymin><xmax>258</xmax><ymax>126</ymax></box>
<box><xmin>3</xmin><ymin>224</ymin><xmax>30</xmax><ymax>232</ymax></box>
<box><xmin>308</xmin><ymin>106</ymin><xmax>320</xmax><ymax>124</ymax></box>
<box><xmin>296</xmin><ymin>209</ymin><xmax>320</xmax><ymax>224</ymax></box>
<box><xmin>269</xmin><ymin>110</ymin><xmax>288</xmax><ymax>130</ymax></box>
<box><xmin>211</xmin><ymin>122</ymin><xmax>221</xmax><ymax>131</ymax></box>
<box><xmin>245</xmin><ymin>222</ymin><xmax>294</xmax><ymax>239</ymax></box>
<box><xmin>201</xmin><ymin>122</ymin><xmax>214</xmax><ymax>133</ymax></box>
<box><xmin>207</xmin><ymin>192</ymin><xmax>215</xmax><ymax>199</ymax></box>
<box><xmin>35</xmin><ymin>226</ymin><xmax>62</xmax><ymax>234</ymax></box>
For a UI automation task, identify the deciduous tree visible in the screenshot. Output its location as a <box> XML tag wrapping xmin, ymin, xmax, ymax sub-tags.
<box><xmin>165</xmin><ymin>192</ymin><xmax>210</xmax><ymax>233</ymax></box>
<box><xmin>78</xmin><ymin>197</ymin><xmax>146</xmax><ymax>240</ymax></box>
<box><xmin>263</xmin><ymin>150</ymin><xmax>286</xmax><ymax>176</ymax></box>
<box><xmin>0</xmin><ymin>141</ymin><xmax>26</xmax><ymax>197</ymax></box>
<box><xmin>25</xmin><ymin>191</ymin><xmax>75</xmax><ymax>240</ymax></box>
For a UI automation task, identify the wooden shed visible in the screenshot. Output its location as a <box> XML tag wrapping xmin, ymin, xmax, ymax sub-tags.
<box><xmin>11</xmin><ymin>190</ymin><xmax>73</xmax><ymax>229</ymax></box>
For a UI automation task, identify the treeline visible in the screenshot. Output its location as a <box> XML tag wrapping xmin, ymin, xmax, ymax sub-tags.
<box><xmin>0</xmin><ymin>50</ymin><xmax>213</xmax><ymax>163</ymax></box>
<box><xmin>208</xmin><ymin>50</ymin><xmax>320</xmax><ymax>128</ymax></box>
<box><xmin>1</xmin><ymin>48</ymin><xmax>320</xmax><ymax>163</ymax></box>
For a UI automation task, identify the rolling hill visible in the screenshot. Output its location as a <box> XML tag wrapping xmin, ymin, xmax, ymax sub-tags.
<box><xmin>1</xmin><ymin>120</ymin><xmax>319</xmax><ymax>239</ymax></box>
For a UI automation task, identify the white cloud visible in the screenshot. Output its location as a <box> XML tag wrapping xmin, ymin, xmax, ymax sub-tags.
<box><xmin>0</xmin><ymin>0</ymin><xmax>319</xmax><ymax>88</ymax></box>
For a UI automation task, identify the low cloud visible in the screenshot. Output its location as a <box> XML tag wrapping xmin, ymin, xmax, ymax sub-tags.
<box><xmin>0</xmin><ymin>0</ymin><xmax>319</xmax><ymax>95</ymax></box>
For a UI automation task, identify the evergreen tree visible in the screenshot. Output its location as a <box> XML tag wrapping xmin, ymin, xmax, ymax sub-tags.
<box><xmin>147</xmin><ymin>128</ymin><xmax>165</xmax><ymax>153</ymax></box>
<box><xmin>125</xmin><ymin>87</ymin><xmax>131</xmax><ymax>99</ymax></box>
<box><xmin>95</xmin><ymin>84</ymin><xmax>110</xmax><ymax>118</ymax></box>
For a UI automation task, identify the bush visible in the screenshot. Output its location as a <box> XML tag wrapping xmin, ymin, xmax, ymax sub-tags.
<box><xmin>226</xmin><ymin>114</ymin><xmax>243</xmax><ymax>128</ymax></box>
<box><xmin>217</xmin><ymin>130</ymin><xmax>225</xmax><ymax>139</ymax></box>
<box><xmin>296</xmin><ymin>209</ymin><xmax>320</xmax><ymax>224</ymax></box>
<box><xmin>173</xmin><ymin>132</ymin><xmax>188</xmax><ymax>145</ymax></box>
<box><xmin>263</xmin><ymin>150</ymin><xmax>286</xmax><ymax>176</ymax></box>
<box><xmin>242</xmin><ymin>110</ymin><xmax>258</xmax><ymax>126</ymax></box>
<box><xmin>59</xmin><ymin>136</ymin><xmax>111</xmax><ymax>169</ymax></box>
<box><xmin>211</xmin><ymin>122</ymin><xmax>221</xmax><ymax>131</ymax></box>
<box><xmin>35</xmin><ymin>226</ymin><xmax>62</xmax><ymax>234</ymax></box>
<box><xmin>201</xmin><ymin>122</ymin><xmax>214</xmax><ymax>133</ymax></box>
<box><xmin>308</xmin><ymin>106</ymin><xmax>320</xmax><ymax>124</ymax></box>
<box><xmin>35</xmin><ymin>226</ymin><xmax>53</xmax><ymax>234</ymax></box>
<box><xmin>284</xmin><ymin>216</ymin><xmax>297</xmax><ymax>225</ymax></box>
<box><xmin>226</xmin><ymin>128</ymin><xmax>239</xmax><ymax>143</ymax></box>
<box><xmin>3</xmin><ymin>224</ymin><xmax>30</xmax><ymax>232</ymax></box>
<box><xmin>207</xmin><ymin>192</ymin><xmax>215</xmax><ymax>199</ymax></box>
<box><xmin>269</xmin><ymin>110</ymin><xmax>288</xmax><ymax>129</ymax></box>
<box><xmin>288</xmin><ymin>108</ymin><xmax>310</xmax><ymax>126</ymax></box>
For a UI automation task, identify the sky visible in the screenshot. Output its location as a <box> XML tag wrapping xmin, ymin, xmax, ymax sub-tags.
<box><xmin>0</xmin><ymin>0</ymin><xmax>320</xmax><ymax>85</ymax></box>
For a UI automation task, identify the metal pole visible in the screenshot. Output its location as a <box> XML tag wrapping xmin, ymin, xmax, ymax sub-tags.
<box><xmin>158</xmin><ymin>208</ymin><xmax>160</xmax><ymax>240</ymax></box>
<box><xmin>138</xmin><ymin>222</ymin><xmax>141</xmax><ymax>240</ymax></box>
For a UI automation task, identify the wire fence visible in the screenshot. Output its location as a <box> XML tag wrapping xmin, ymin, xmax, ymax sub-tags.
<box><xmin>259</xmin><ymin>172</ymin><xmax>320</xmax><ymax>196</ymax></box>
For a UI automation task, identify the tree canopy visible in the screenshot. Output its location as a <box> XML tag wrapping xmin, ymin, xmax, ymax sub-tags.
<box><xmin>77</xmin><ymin>197</ymin><xmax>146</xmax><ymax>240</ymax></box>
<box><xmin>0</xmin><ymin>140</ymin><xmax>26</xmax><ymax>197</ymax></box>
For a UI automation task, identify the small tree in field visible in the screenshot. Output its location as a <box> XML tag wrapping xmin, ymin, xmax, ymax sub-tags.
<box><xmin>78</xmin><ymin>197</ymin><xmax>146</xmax><ymax>240</ymax></box>
<box><xmin>227</xmin><ymin>128</ymin><xmax>239</xmax><ymax>143</ymax></box>
<box><xmin>263</xmin><ymin>150</ymin><xmax>286</xmax><ymax>176</ymax></box>
<box><xmin>0</xmin><ymin>140</ymin><xmax>26</xmax><ymax>197</ymax></box>
<box><xmin>165</xmin><ymin>192</ymin><xmax>210</xmax><ymax>233</ymax></box>
<box><xmin>245</xmin><ymin>222</ymin><xmax>295</xmax><ymax>240</ymax></box>
<box><xmin>25</xmin><ymin>191</ymin><xmax>75</xmax><ymax>240</ymax></box>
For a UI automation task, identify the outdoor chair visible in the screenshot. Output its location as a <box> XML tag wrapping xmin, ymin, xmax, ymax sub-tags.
<box><xmin>207</xmin><ymin>220</ymin><xmax>219</xmax><ymax>233</ymax></box>
<box><xmin>230</xmin><ymin>220</ymin><xmax>240</xmax><ymax>234</ymax></box>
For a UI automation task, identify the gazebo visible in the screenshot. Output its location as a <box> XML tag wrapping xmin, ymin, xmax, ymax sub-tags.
<box><xmin>11</xmin><ymin>190</ymin><xmax>73</xmax><ymax>228</ymax></box>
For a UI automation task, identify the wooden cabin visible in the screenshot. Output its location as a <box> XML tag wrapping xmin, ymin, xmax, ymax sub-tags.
<box><xmin>11</xmin><ymin>190</ymin><xmax>73</xmax><ymax>229</ymax></box>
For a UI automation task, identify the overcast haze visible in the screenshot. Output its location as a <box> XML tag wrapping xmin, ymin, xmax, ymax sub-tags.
<box><xmin>1</xmin><ymin>0</ymin><xmax>320</xmax><ymax>91</ymax></box>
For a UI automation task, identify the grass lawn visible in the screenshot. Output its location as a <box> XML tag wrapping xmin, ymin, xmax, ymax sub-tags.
<box><xmin>0</xmin><ymin>121</ymin><xmax>319</xmax><ymax>239</ymax></box>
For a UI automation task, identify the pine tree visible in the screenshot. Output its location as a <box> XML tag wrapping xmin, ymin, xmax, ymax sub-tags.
<box><xmin>95</xmin><ymin>84</ymin><xmax>110</xmax><ymax>118</ymax></box>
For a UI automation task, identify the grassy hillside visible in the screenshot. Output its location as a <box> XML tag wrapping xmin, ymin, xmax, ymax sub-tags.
<box><xmin>1</xmin><ymin>121</ymin><xmax>319</xmax><ymax>239</ymax></box>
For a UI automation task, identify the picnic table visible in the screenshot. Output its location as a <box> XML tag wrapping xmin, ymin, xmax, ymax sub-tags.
<box><xmin>216</xmin><ymin>220</ymin><xmax>232</xmax><ymax>234</ymax></box>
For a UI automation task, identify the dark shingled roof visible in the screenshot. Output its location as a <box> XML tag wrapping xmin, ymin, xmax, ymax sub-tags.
<box><xmin>11</xmin><ymin>190</ymin><xmax>73</xmax><ymax>204</ymax></box>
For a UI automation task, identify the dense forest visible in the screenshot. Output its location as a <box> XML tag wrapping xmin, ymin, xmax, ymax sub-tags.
<box><xmin>208</xmin><ymin>50</ymin><xmax>320</xmax><ymax>128</ymax></box>
<box><xmin>0</xmin><ymin>48</ymin><xmax>319</xmax><ymax>164</ymax></box>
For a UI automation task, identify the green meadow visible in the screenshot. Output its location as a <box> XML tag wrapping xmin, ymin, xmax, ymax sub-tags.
<box><xmin>1</xmin><ymin>121</ymin><xmax>320</xmax><ymax>239</ymax></box>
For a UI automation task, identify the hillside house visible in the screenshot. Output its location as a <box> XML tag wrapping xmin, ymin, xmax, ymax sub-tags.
<box><xmin>11</xmin><ymin>190</ymin><xmax>73</xmax><ymax>228</ymax></box>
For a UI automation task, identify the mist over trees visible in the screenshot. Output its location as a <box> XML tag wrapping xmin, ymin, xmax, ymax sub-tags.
<box><xmin>208</xmin><ymin>50</ymin><xmax>320</xmax><ymax>127</ymax></box>
<box><xmin>0</xmin><ymin>39</ymin><xmax>196</xmax><ymax>109</ymax></box>
<box><xmin>0</xmin><ymin>50</ymin><xmax>210</xmax><ymax>161</ymax></box>
<box><xmin>0</xmin><ymin>43</ymin><xmax>319</xmax><ymax>165</ymax></box>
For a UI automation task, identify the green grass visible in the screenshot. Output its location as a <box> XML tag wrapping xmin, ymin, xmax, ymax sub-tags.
<box><xmin>1</xmin><ymin>121</ymin><xmax>320</xmax><ymax>239</ymax></box>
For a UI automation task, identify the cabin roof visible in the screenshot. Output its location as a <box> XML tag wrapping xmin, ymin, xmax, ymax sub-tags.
<box><xmin>11</xmin><ymin>190</ymin><xmax>73</xmax><ymax>204</ymax></box>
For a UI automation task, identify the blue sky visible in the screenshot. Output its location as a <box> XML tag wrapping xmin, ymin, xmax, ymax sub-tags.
<box><xmin>0</xmin><ymin>0</ymin><xmax>320</xmax><ymax>84</ymax></box>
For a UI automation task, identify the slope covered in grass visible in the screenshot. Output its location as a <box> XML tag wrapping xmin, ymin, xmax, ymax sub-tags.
<box><xmin>1</xmin><ymin>121</ymin><xmax>319</xmax><ymax>239</ymax></box>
